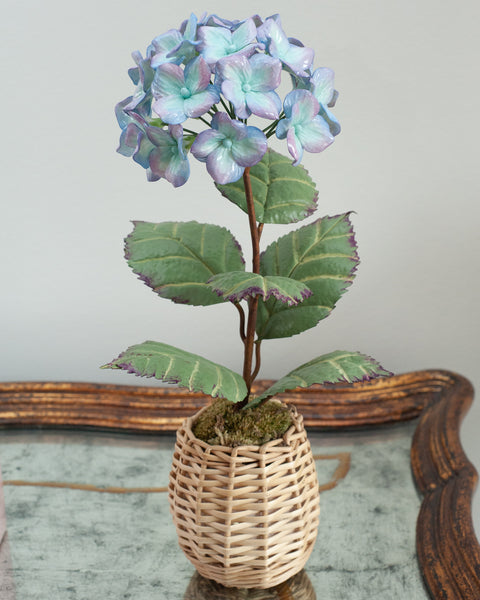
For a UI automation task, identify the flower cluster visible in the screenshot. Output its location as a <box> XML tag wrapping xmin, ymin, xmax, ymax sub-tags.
<box><xmin>116</xmin><ymin>14</ymin><xmax>340</xmax><ymax>187</ymax></box>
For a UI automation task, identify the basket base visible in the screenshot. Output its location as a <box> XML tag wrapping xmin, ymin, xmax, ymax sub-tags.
<box><xmin>184</xmin><ymin>568</ymin><xmax>316</xmax><ymax>599</ymax></box>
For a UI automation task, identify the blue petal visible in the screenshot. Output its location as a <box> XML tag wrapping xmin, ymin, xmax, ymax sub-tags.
<box><xmin>230</xmin><ymin>18</ymin><xmax>257</xmax><ymax>52</ymax></box>
<box><xmin>146</xmin><ymin>126</ymin><xmax>175</xmax><ymax>148</ymax></box>
<box><xmin>311</xmin><ymin>67</ymin><xmax>336</xmax><ymax>105</ymax></box>
<box><xmin>133</xmin><ymin>134</ymin><xmax>156</xmax><ymax>169</ymax></box>
<box><xmin>191</xmin><ymin>129</ymin><xmax>223</xmax><ymax>161</ymax></box>
<box><xmin>296</xmin><ymin>116</ymin><xmax>334</xmax><ymax>153</ymax></box>
<box><xmin>152</xmin><ymin>63</ymin><xmax>184</xmax><ymax>98</ymax></box>
<box><xmin>184</xmin><ymin>56</ymin><xmax>211</xmax><ymax>93</ymax></box>
<box><xmin>148</xmin><ymin>30</ymin><xmax>183</xmax><ymax>67</ymax></box>
<box><xmin>183</xmin><ymin>88</ymin><xmax>219</xmax><ymax>118</ymax></box>
<box><xmin>286</xmin><ymin>128</ymin><xmax>303</xmax><ymax>165</ymax></box>
<box><xmin>198</xmin><ymin>25</ymin><xmax>231</xmax><ymax>64</ymax></box>
<box><xmin>319</xmin><ymin>105</ymin><xmax>341</xmax><ymax>136</ymax></box>
<box><xmin>153</xmin><ymin>96</ymin><xmax>187</xmax><ymax>124</ymax></box>
<box><xmin>246</xmin><ymin>90</ymin><xmax>281</xmax><ymax>119</ymax></box>
<box><xmin>164</xmin><ymin>153</ymin><xmax>190</xmax><ymax>187</ymax></box>
<box><xmin>217</xmin><ymin>54</ymin><xmax>251</xmax><ymax>85</ymax></box>
<box><xmin>275</xmin><ymin>118</ymin><xmax>290</xmax><ymax>140</ymax></box>
<box><xmin>284</xmin><ymin>89</ymin><xmax>319</xmax><ymax>125</ymax></box>
<box><xmin>221</xmin><ymin>79</ymin><xmax>250</xmax><ymax>118</ymax></box>
<box><xmin>248</xmin><ymin>54</ymin><xmax>282</xmax><ymax>91</ymax></box>
<box><xmin>231</xmin><ymin>126</ymin><xmax>267</xmax><ymax>167</ymax></box>
<box><xmin>117</xmin><ymin>123</ymin><xmax>140</xmax><ymax>156</ymax></box>
<box><xmin>206</xmin><ymin>146</ymin><xmax>244</xmax><ymax>184</ymax></box>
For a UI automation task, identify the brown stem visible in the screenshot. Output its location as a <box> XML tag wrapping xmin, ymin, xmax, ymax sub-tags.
<box><xmin>250</xmin><ymin>341</ymin><xmax>262</xmax><ymax>382</ymax></box>
<box><xmin>234</xmin><ymin>302</ymin><xmax>246</xmax><ymax>344</ymax></box>
<box><xmin>242</xmin><ymin>167</ymin><xmax>261</xmax><ymax>395</ymax></box>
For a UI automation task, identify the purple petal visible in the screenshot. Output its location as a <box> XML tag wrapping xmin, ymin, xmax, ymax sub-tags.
<box><xmin>153</xmin><ymin>96</ymin><xmax>187</xmax><ymax>124</ymax></box>
<box><xmin>216</xmin><ymin>53</ymin><xmax>252</xmax><ymax>84</ymax></box>
<box><xmin>231</xmin><ymin>127</ymin><xmax>267</xmax><ymax>167</ymax></box>
<box><xmin>133</xmin><ymin>134</ymin><xmax>155</xmax><ymax>169</ymax></box>
<box><xmin>164</xmin><ymin>154</ymin><xmax>190</xmax><ymax>187</ymax></box>
<box><xmin>149</xmin><ymin>30</ymin><xmax>183</xmax><ymax>67</ymax></box>
<box><xmin>318</xmin><ymin>105</ymin><xmax>341</xmax><ymax>136</ymax></box>
<box><xmin>206</xmin><ymin>146</ymin><xmax>244</xmax><ymax>184</ymax></box>
<box><xmin>275</xmin><ymin>118</ymin><xmax>289</xmax><ymax>140</ymax></box>
<box><xmin>183</xmin><ymin>87</ymin><xmax>219</xmax><ymax>118</ymax></box>
<box><xmin>249</xmin><ymin>54</ymin><xmax>282</xmax><ymax>91</ymax></box>
<box><xmin>230</xmin><ymin>18</ymin><xmax>258</xmax><ymax>52</ymax></box>
<box><xmin>282</xmin><ymin>44</ymin><xmax>314</xmax><ymax>77</ymax></box>
<box><xmin>285</xmin><ymin>89</ymin><xmax>319</xmax><ymax>123</ymax></box>
<box><xmin>152</xmin><ymin>63</ymin><xmax>184</xmax><ymax>98</ymax></box>
<box><xmin>259</xmin><ymin>18</ymin><xmax>289</xmax><ymax>55</ymax></box>
<box><xmin>149</xmin><ymin>147</ymin><xmax>171</xmax><ymax>177</ymax></box>
<box><xmin>246</xmin><ymin>90</ymin><xmax>281</xmax><ymax>119</ymax></box>
<box><xmin>221</xmin><ymin>80</ymin><xmax>250</xmax><ymax>118</ymax></box>
<box><xmin>145</xmin><ymin>126</ymin><xmax>174</xmax><ymax>147</ymax></box>
<box><xmin>117</xmin><ymin>123</ymin><xmax>140</xmax><ymax>156</ymax></box>
<box><xmin>184</xmin><ymin>56</ymin><xmax>211</xmax><ymax>94</ymax></box>
<box><xmin>296</xmin><ymin>116</ymin><xmax>334</xmax><ymax>153</ymax></box>
<box><xmin>311</xmin><ymin>67</ymin><xmax>336</xmax><ymax>106</ymax></box>
<box><xmin>211</xmin><ymin>111</ymin><xmax>243</xmax><ymax>137</ymax></box>
<box><xmin>190</xmin><ymin>129</ymin><xmax>223</xmax><ymax>161</ymax></box>
<box><xmin>286</xmin><ymin>128</ymin><xmax>303</xmax><ymax>165</ymax></box>
<box><xmin>197</xmin><ymin>25</ymin><xmax>231</xmax><ymax>64</ymax></box>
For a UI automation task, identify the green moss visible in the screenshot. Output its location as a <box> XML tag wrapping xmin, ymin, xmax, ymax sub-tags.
<box><xmin>192</xmin><ymin>398</ymin><xmax>294</xmax><ymax>447</ymax></box>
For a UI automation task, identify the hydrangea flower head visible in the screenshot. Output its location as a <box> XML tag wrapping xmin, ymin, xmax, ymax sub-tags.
<box><xmin>115</xmin><ymin>13</ymin><xmax>340</xmax><ymax>187</ymax></box>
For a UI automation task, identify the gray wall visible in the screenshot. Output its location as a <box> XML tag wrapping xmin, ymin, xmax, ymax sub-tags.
<box><xmin>2</xmin><ymin>1</ymin><xmax>479</xmax><ymax>530</ymax></box>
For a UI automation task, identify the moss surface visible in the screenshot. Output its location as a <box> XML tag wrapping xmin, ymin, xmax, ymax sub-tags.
<box><xmin>192</xmin><ymin>398</ymin><xmax>294</xmax><ymax>447</ymax></box>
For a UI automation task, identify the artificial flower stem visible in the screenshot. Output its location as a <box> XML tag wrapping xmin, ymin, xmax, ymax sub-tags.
<box><xmin>234</xmin><ymin>302</ymin><xmax>247</xmax><ymax>343</ymax></box>
<box><xmin>196</xmin><ymin>116</ymin><xmax>211</xmax><ymax>127</ymax></box>
<box><xmin>262</xmin><ymin>120</ymin><xmax>278</xmax><ymax>134</ymax></box>
<box><xmin>241</xmin><ymin>167</ymin><xmax>261</xmax><ymax>396</ymax></box>
<box><xmin>219</xmin><ymin>96</ymin><xmax>235</xmax><ymax>119</ymax></box>
<box><xmin>251</xmin><ymin>340</ymin><xmax>262</xmax><ymax>382</ymax></box>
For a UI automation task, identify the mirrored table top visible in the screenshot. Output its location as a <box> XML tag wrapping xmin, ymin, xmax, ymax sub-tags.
<box><xmin>0</xmin><ymin>421</ymin><xmax>428</xmax><ymax>599</ymax></box>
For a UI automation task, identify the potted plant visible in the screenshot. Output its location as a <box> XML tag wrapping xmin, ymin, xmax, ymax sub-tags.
<box><xmin>104</xmin><ymin>13</ymin><xmax>391</xmax><ymax>589</ymax></box>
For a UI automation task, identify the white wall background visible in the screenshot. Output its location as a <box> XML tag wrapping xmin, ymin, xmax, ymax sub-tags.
<box><xmin>2</xmin><ymin>1</ymin><xmax>479</xmax><ymax>530</ymax></box>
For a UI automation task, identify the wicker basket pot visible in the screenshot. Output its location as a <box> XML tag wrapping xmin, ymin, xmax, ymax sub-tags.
<box><xmin>169</xmin><ymin>405</ymin><xmax>320</xmax><ymax>589</ymax></box>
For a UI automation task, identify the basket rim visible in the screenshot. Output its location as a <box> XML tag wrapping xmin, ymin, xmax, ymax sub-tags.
<box><xmin>179</xmin><ymin>402</ymin><xmax>304</xmax><ymax>454</ymax></box>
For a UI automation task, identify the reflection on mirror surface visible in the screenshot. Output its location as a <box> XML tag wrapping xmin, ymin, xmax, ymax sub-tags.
<box><xmin>184</xmin><ymin>569</ymin><xmax>315</xmax><ymax>599</ymax></box>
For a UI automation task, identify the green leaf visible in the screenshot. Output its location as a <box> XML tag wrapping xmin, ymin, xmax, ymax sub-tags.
<box><xmin>252</xmin><ymin>351</ymin><xmax>392</xmax><ymax>404</ymax></box>
<box><xmin>215</xmin><ymin>149</ymin><xmax>318</xmax><ymax>224</ymax></box>
<box><xmin>207</xmin><ymin>272</ymin><xmax>312</xmax><ymax>305</ymax></box>
<box><xmin>103</xmin><ymin>341</ymin><xmax>248</xmax><ymax>403</ymax></box>
<box><xmin>125</xmin><ymin>221</ymin><xmax>245</xmax><ymax>306</ymax></box>
<box><xmin>256</xmin><ymin>213</ymin><xmax>359</xmax><ymax>340</ymax></box>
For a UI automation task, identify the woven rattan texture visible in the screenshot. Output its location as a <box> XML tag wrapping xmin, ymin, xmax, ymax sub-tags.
<box><xmin>169</xmin><ymin>407</ymin><xmax>320</xmax><ymax>589</ymax></box>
